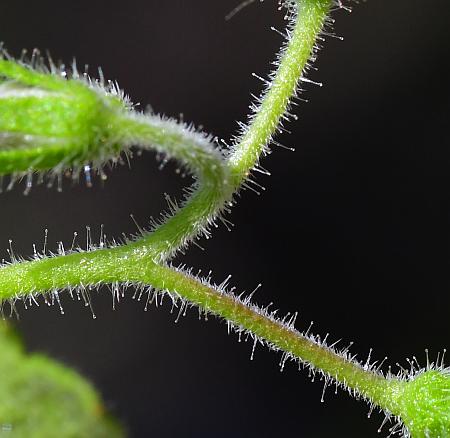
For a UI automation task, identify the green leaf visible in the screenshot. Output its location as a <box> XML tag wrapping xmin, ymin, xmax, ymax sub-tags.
<box><xmin>0</xmin><ymin>322</ymin><xmax>124</xmax><ymax>438</ymax></box>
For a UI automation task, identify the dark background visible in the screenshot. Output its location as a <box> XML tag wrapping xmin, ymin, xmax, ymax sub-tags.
<box><xmin>1</xmin><ymin>1</ymin><xmax>449</xmax><ymax>437</ymax></box>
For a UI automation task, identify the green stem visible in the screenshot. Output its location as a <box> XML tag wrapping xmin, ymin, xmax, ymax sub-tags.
<box><xmin>229</xmin><ymin>0</ymin><xmax>328</xmax><ymax>182</ymax></box>
<box><xmin>147</xmin><ymin>265</ymin><xmax>406</xmax><ymax>414</ymax></box>
<box><xmin>0</xmin><ymin>0</ymin><xmax>405</xmax><ymax>418</ymax></box>
<box><xmin>113</xmin><ymin>113</ymin><xmax>234</xmax><ymax>260</ymax></box>
<box><xmin>123</xmin><ymin>0</ymin><xmax>334</xmax><ymax>259</ymax></box>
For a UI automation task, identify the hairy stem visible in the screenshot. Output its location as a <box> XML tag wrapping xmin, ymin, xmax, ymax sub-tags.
<box><xmin>0</xmin><ymin>0</ymin><xmax>406</xmax><ymax>420</ymax></box>
<box><xmin>229</xmin><ymin>0</ymin><xmax>328</xmax><ymax>181</ymax></box>
<box><xmin>143</xmin><ymin>264</ymin><xmax>405</xmax><ymax>415</ymax></box>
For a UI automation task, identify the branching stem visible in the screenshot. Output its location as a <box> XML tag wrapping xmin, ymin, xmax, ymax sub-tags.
<box><xmin>0</xmin><ymin>0</ymin><xmax>419</xmax><ymax>428</ymax></box>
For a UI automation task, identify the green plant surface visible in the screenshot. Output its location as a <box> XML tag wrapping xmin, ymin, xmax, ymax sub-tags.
<box><xmin>396</xmin><ymin>369</ymin><xmax>450</xmax><ymax>438</ymax></box>
<box><xmin>0</xmin><ymin>322</ymin><xmax>123</xmax><ymax>437</ymax></box>
<box><xmin>0</xmin><ymin>1</ymin><xmax>448</xmax><ymax>437</ymax></box>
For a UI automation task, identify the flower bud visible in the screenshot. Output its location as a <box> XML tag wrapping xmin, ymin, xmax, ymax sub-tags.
<box><xmin>397</xmin><ymin>369</ymin><xmax>450</xmax><ymax>437</ymax></box>
<box><xmin>0</xmin><ymin>54</ymin><xmax>129</xmax><ymax>180</ymax></box>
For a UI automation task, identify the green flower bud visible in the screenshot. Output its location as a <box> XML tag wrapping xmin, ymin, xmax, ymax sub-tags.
<box><xmin>397</xmin><ymin>369</ymin><xmax>450</xmax><ymax>437</ymax></box>
<box><xmin>0</xmin><ymin>51</ymin><xmax>129</xmax><ymax>187</ymax></box>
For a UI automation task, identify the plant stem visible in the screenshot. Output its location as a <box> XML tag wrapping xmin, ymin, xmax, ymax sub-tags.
<box><xmin>145</xmin><ymin>264</ymin><xmax>405</xmax><ymax>415</ymax></box>
<box><xmin>0</xmin><ymin>0</ymin><xmax>406</xmax><ymax>418</ymax></box>
<box><xmin>229</xmin><ymin>0</ymin><xmax>329</xmax><ymax>182</ymax></box>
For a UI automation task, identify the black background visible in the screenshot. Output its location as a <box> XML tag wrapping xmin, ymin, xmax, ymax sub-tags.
<box><xmin>1</xmin><ymin>1</ymin><xmax>449</xmax><ymax>437</ymax></box>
